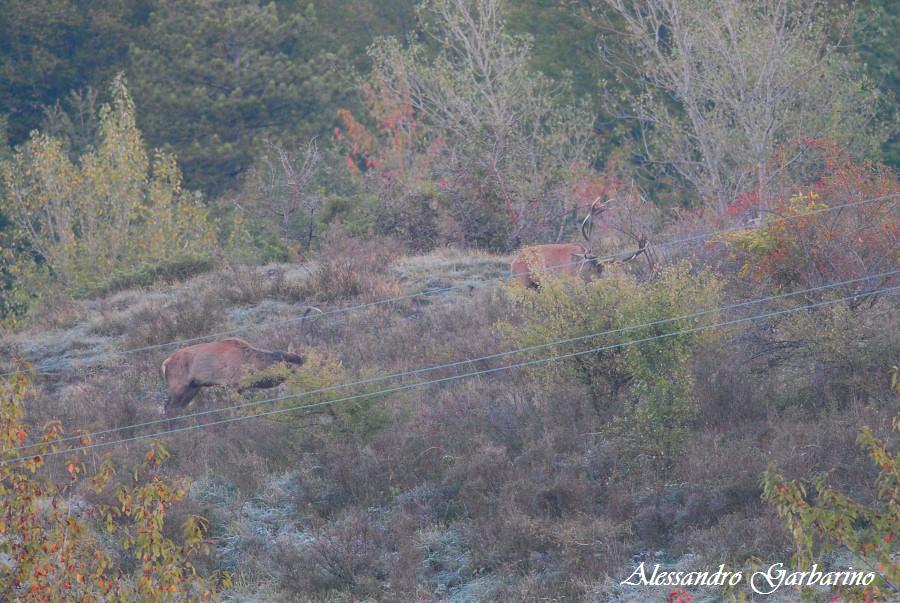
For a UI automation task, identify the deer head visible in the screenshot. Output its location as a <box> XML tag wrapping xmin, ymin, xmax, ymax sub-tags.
<box><xmin>571</xmin><ymin>249</ymin><xmax>604</xmax><ymax>277</ymax></box>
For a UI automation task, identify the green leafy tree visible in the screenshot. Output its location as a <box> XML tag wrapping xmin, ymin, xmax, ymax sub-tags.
<box><xmin>762</xmin><ymin>418</ymin><xmax>900</xmax><ymax>602</ymax></box>
<box><xmin>506</xmin><ymin>0</ymin><xmax>606</xmax><ymax>106</ymax></box>
<box><xmin>0</xmin><ymin>75</ymin><xmax>216</xmax><ymax>298</ymax></box>
<box><xmin>855</xmin><ymin>0</ymin><xmax>900</xmax><ymax>168</ymax></box>
<box><xmin>307</xmin><ymin>0</ymin><xmax>417</xmax><ymax>72</ymax></box>
<box><xmin>39</xmin><ymin>87</ymin><xmax>103</xmax><ymax>160</ymax></box>
<box><xmin>128</xmin><ymin>0</ymin><xmax>348</xmax><ymax>195</ymax></box>
<box><xmin>0</xmin><ymin>211</ymin><xmax>32</xmax><ymax>323</ymax></box>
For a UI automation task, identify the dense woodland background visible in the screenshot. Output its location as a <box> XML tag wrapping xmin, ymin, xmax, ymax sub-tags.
<box><xmin>0</xmin><ymin>0</ymin><xmax>897</xmax><ymax>601</ymax></box>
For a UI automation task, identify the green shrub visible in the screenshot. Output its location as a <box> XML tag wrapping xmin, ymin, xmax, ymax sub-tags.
<box><xmin>498</xmin><ymin>262</ymin><xmax>722</xmax><ymax>464</ymax></box>
<box><xmin>239</xmin><ymin>348</ymin><xmax>390</xmax><ymax>438</ymax></box>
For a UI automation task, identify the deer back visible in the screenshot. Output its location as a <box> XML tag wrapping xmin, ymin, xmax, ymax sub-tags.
<box><xmin>511</xmin><ymin>243</ymin><xmax>590</xmax><ymax>287</ymax></box>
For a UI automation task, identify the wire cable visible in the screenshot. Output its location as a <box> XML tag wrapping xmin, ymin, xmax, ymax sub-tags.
<box><xmin>2</xmin><ymin>192</ymin><xmax>895</xmax><ymax>379</ymax></box>
<box><xmin>10</xmin><ymin>270</ymin><xmax>897</xmax><ymax>454</ymax></box>
<box><xmin>6</xmin><ymin>282</ymin><xmax>896</xmax><ymax>465</ymax></box>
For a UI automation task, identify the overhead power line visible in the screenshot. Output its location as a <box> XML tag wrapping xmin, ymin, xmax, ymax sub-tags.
<box><xmin>1</xmin><ymin>192</ymin><xmax>895</xmax><ymax>379</ymax></box>
<box><xmin>10</xmin><ymin>270</ymin><xmax>897</xmax><ymax>454</ymax></box>
<box><xmin>5</xmin><ymin>282</ymin><xmax>897</xmax><ymax>465</ymax></box>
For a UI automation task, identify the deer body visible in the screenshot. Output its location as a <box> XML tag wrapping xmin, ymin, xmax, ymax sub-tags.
<box><xmin>161</xmin><ymin>338</ymin><xmax>304</xmax><ymax>414</ymax></box>
<box><xmin>510</xmin><ymin>244</ymin><xmax>602</xmax><ymax>289</ymax></box>
<box><xmin>510</xmin><ymin>198</ymin><xmax>649</xmax><ymax>289</ymax></box>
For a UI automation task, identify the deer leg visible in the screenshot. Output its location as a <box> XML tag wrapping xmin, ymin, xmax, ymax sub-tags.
<box><xmin>166</xmin><ymin>384</ymin><xmax>200</xmax><ymax>415</ymax></box>
<box><xmin>180</xmin><ymin>384</ymin><xmax>201</xmax><ymax>408</ymax></box>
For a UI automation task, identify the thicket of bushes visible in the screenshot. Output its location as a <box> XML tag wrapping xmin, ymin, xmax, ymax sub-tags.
<box><xmin>6</xmin><ymin>212</ymin><xmax>895</xmax><ymax>599</ymax></box>
<box><xmin>0</xmin><ymin>0</ymin><xmax>897</xmax><ymax>601</ymax></box>
<box><xmin>2</xmin><ymin>0</ymin><xmax>896</xmax><ymax>323</ymax></box>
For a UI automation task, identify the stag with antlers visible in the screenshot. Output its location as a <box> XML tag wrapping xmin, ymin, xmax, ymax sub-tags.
<box><xmin>510</xmin><ymin>197</ymin><xmax>651</xmax><ymax>289</ymax></box>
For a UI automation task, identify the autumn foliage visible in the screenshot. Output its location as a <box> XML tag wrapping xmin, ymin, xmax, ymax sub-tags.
<box><xmin>721</xmin><ymin>140</ymin><xmax>899</xmax><ymax>296</ymax></box>
<box><xmin>336</xmin><ymin>74</ymin><xmax>444</xmax><ymax>249</ymax></box>
<box><xmin>0</xmin><ymin>76</ymin><xmax>216</xmax><ymax>297</ymax></box>
<box><xmin>762</xmin><ymin>418</ymin><xmax>899</xmax><ymax>602</ymax></box>
<box><xmin>0</xmin><ymin>371</ymin><xmax>229</xmax><ymax>601</ymax></box>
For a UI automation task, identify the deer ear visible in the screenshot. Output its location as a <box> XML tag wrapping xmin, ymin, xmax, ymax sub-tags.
<box><xmin>287</xmin><ymin>342</ymin><xmax>295</xmax><ymax>354</ymax></box>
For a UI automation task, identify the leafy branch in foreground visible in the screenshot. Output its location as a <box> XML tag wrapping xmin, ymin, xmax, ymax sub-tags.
<box><xmin>0</xmin><ymin>370</ymin><xmax>230</xmax><ymax>601</ymax></box>
<box><xmin>762</xmin><ymin>417</ymin><xmax>899</xmax><ymax>602</ymax></box>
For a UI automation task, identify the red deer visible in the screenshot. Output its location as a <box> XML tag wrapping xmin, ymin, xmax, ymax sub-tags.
<box><xmin>510</xmin><ymin>198</ymin><xmax>647</xmax><ymax>289</ymax></box>
<box><xmin>510</xmin><ymin>243</ymin><xmax>604</xmax><ymax>289</ymax></box>
<box><xmin>161</xmin><ymin>308</ymin><xmax>321</xmax><ymax>414</ymax></box>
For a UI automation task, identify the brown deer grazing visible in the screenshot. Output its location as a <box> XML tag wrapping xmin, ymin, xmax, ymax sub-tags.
<box><xmin>510</xmin><ymin>198</ymin><xmax>648</xmax><ymax>289</ymax></box>
<box><xmin>161</xmin><ymin>307</ymin><xmax>321</xmax><ymax>414</ymax></box>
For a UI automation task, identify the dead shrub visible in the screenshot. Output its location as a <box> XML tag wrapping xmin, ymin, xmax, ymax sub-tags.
<box><xmin>206</xmin><ymin>262</ymin><xmax>308</xmax><ymax>307</ymax></box>
<box><xmin>683</xmin><ymin>510</ymin><xmax>789</xmax><ymax>564</ymax></box>
<box><xmin>304</xmin><ymin>225</ymin><xmax>402</xmax><ymax>303</ymax></box>
<box><xmin>630</xmin><ymin>481</ymin><xmax>758</xmax><ymax>547</ymax></box>
<box><xmin>213</xmin><ymin>262</ymin><xmax>276</xmax><ymax>306</ymax></box>
<box><xmin>492</xmin><ymin>571</ymin><xmax>591</xmax><ymax>603</ymax></box>
<box><xmin>123</xmin><ymin>290</ymin><xmax>226</xmax><ymax>347</ymax></box>
<box><xmin>396</xmin><ymin>484</ymin><xmax>462</xmax><ymax>525</ymax></box>
<box><xmin>464</xmin><ymin>505</ymin><xmax>627</xmax><ymax>581</ymax></box>
<box><xmin>763</xmin><ymin>404</ymin><xmax>891</xmax><ymax>493</ymax></box>
<box><xmin>24</xmin><ymin>291</ymin><xmax>88</xmax><ymax>330</ymax></box>
<box><xmin>197</xmin><ymin>440</ymin><xmax>277</xmax><ymax>500</ymax></box>
<box><xmin>694</xmin><ymin>341</ymin><xmax>771</xmax><ymax>428</ymax></box>
<box><xmin>276</xmin><ymin>508</ymin><xmax>399</xmax><ymax>597</ymax></box>
<box><xmin>29</xmin><ymin>355</ymin><xmax>164</xmax><ymax>447</ymax></box>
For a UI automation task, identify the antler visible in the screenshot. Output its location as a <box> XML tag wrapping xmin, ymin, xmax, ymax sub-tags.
<box><xmin>615</xmin><ymin>234</ymin><xmax>649</xmax><ymax>264</ymax></box>
<box><xmin>570</xmin><ymin>248</ymin><xmax>595</xmax><ymax>275</ymax></box>
<box><xmin>580</xmin><ymin>197</ymin><xmax>613</xmax><ymax>242</ymax></box>
<box><xmin>297</xmin><ymin>305</ymin><xmax>323</xmax><ymax>337</ymax></box>
<box><xmin>580</xmin><ymin>213</ymin><xmax>593</xmax><ymax>241</ymax></box>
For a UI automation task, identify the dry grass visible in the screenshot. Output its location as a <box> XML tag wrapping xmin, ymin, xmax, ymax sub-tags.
<box><xmin>9</xmin><ymin>237</ymin><xmax>898</xmax><ymax>602</ymax></box>
<box><xmin>299</xmin><ymin>226</ymin><xmax>403</xmax><ymax>304</ymax></box>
